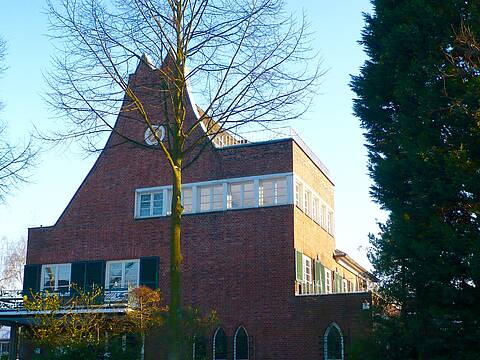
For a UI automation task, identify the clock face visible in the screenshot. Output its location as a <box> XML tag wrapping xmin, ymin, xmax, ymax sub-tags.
<box><xmin>144</xmin><ymin>125</ymin><xmax>165</xmax><ymax>145</ymax></box>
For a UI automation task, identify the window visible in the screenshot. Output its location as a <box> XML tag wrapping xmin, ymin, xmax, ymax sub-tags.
<box><xmin>183</xmin><ymin>187</ymin><xmax>193</xmax><ymax>213</ymax></box>
<box><xmin>213</xmin><ymin>327</ymin><xmax>227</xmax><ymax>360</ymax></box>
<box><xmin>324</xmin><ymin>323</ymin><xmax>344</xmax><ymax>360</ymax></box>
<box><xmin>304</xmin><ymin>190</ymin><xmax>311</xmax><ymax>216</ymax></box>
<box><xmin>41</xmin><ymin>264</ymin><xmax>71</xmax><ymax>292</ymax></box>
<box><xmin>106</xmin><ymin>260</ymin><xmax>139</xmax><ymax>289</ymax></box>
<box><xmin>234</xmin><ymin>326</ymin><xmax>249</xmax><ymax>360</ymax></box>
<box><xmin>295</xmin><ymin>181</ymin><xmax>302</xmax><ymax>208</ymax></box>
<box><xmin>303</xmin><ymin>255</ymin><xmax>312</xmax><ymax>284</ymax></box>
<box><xmin>321</xmin><ymin>205</ymin><xmax>327</xmax><ymax>228</ymax></box>
<box><xmin>259</xmin><ymin>178</ymin><xmax>287</xmax><ymax>206</ymax></box>
<box><xmin>199</xmin><ymin>185</ymin><xmax>223</xmax><ymax>212</ymax></box>
<box><xmin>193</xmin><ymin>335</ymin><xmax>208</xmax><ymax>360</ymax></box>
<box><xmin>227</xmin><ymin>181</ymin><xmax>254</xmax><ymax>209</ymax></box>
<box><xmin>138</xmin><ymin>192</ymin><xmax>163</xmax><ymax>217</ymax></box>
<box><xmin>327</xmin><ymin>211</ymin><xmax>334</xmax><ymax>234</ymax></box>
<box><xmin>342</xmin><ymin>279</ymin><xmax>348</xmax><ymax>293</ymax></box>
<box><xmin>312</xmin><ymin>197</ymin><xmax>319</xmax><ymax>222</ymax></box>
<box><xmin>325</xmin><ymin>268</ymin><xmax>332</xmax><ymax>294</ymax></box>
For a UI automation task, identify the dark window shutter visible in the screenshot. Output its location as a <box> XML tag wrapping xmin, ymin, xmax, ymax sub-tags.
<box><xmin>71</xmin><ymin>262</ymin><xmax>87</xmax><ymax>295</ymax></box>
<box><xmin>295</xmin><ymin>250</ymin><xmax>303</xmax><ymax>281</ymax></box>
<box><xmin>23</xmin><ymin>264</ymin><xmax>41</xmax><ymax>298</ymax></box>
<box><xmin>85</xmin><ymin>260</ymin><xmax>105</xmax><ymax>291</ymax></box>
<box><xmin>140</xmin><ymin>257</ymin><xmax>159</xmax><ymax>289</ymax></box>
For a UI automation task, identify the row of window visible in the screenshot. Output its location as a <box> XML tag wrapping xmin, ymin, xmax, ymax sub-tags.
<box><xmin>194</xmin><ymin>326</ymin><xmax>248</xmax><ymax>360</ymax></box>
<box><xmin>295</xmin><ymin>251</ymin><xmax>355</xmax><ymax>295</ymax></box>
<box><xmin>196</xmin><ymin>323</ymin><xmax>343</xmax><ymax>360</ymax></box>
<box><xmin>40</xmin><ymin>260</ymin><xmax>140</xmax><ymax>292</ymax></box>
<box><xmin>136</xmin><ymin>173</ymin><xmax>293</xmax><ymax>218</ymax></box>
<box><xmin>295</xmin><ymin>179</ymin><xmax>334</xmax><ymax>235</ymax></box>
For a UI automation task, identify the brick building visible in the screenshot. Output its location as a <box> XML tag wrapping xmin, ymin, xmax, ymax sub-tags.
<box><xmin>0</xmin><ymin>57</ymin><xmax>374</xmax><ymax>359</ymax></box>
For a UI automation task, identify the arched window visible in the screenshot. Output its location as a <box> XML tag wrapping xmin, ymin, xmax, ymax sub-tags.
<box><xmin>234</xmin><ymin>326</ymin><xmax>249</xmax><ymax>360</ymax></box>
<box><xmin>213</xmin><ymin>327</ymin><xmax>228</xmax><ymax>360</ymax></box>
<box><xmin>324</xmin><ymin>323</ymin><xmax>344</xmax><ymax>360</ymax></box>
<box><xmin>193</xmin><ymin>335</ymin><xmax>208</xmax><ymax>360</ymax></box>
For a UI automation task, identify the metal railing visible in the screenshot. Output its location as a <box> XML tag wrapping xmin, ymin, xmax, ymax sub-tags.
<box><xmin>212</xmin><ymin>126</ymin><xmax>332</xmax><ymax>180</ymax></box>
<box><xmin>295</xmin><ymin>281</ymin><xmax>322</xmax><ymax>296</ymax></box>
<box><xmin>0</xmin><ymin>288</ymin><xmax>130</xmax><ymax>312</ymax></box>
<box><xmin>0</xmin><ymin>290</ymin><xmax>23</xmax><ymax>311</ymax></box>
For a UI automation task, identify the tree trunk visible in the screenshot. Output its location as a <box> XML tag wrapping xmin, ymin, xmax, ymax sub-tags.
<box><xmin>168</xmin><ymin>159</ymin><xmax>183</xmax><ymax>360</ymax></box>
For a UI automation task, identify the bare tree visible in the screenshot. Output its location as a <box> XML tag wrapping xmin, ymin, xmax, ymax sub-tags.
<box><xmin>45</xmin><ymin>0</ymin><xmax>321</xmax><ymax>357</ymax></box>
<box><xmin>0</xmin><ymin>236</ymin><xmax>26</xmax><ymax>290</ymax></box>
<box><xmin>0</xmin><ymin>37</ymin><xmax>37</xmax><ymax>203</ymax></box>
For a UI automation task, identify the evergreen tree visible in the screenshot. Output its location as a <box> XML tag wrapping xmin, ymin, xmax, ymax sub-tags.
<box><xmin>351</xmin><ymin>1</ymin><xmax>480</xmax><ymax>359</ymax></box>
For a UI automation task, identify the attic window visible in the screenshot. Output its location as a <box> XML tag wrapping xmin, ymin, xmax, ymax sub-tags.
<box><xmin>144</xmin><ymin>125</ymin><xmax>165</xmax><ymax>145</ymax></box>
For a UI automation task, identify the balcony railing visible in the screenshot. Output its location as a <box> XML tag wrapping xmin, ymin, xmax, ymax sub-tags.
<box><xmin>212</xmin><ymin>126</ymin><xmax>332</xmax><ymax>180</ymax></box>
<box><xmin>295</xmin><ymin>281</ymin><xmax>322</xmax><ymax>296</ymax></box>
<box><xmin>0</xmin><ymin>290</ymin><xmax>23</xmax><ymax>311</ymax></box>
<box><xmin>0</xmin><ymin>288</ymin><xmax>130</xmax><ymax>312</ymax></box>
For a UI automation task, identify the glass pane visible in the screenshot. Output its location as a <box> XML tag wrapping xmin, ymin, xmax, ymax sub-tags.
<box><xmin>327</xmin><ymin>326</ymin><xmax>342</xmax><ymax>359</ymax></box>
<box><xmin>152</xmin><ymin>192</ymin><xmax>163</xmax><ymax>215</ymax></box>
<box><xmin>125</xmin><ymin>261</ymin><xmax>139</xmax><ymax>287</ymax></box>
<box><xmin>109</xmin><ymin>263</ymin><xmax>123</xmax><ymax>289</ymax></box>
<box><xmin>214</xmin><ymin>328</ymin><xmax>227</xmax><ymax>359</ymax></box>
<box><xmin>166</xmin><ymin>189</ymin><xmax>173</xmax><ymax>215</ymax></box>
<box><xmin>235</xmin><ymin>327</ymin><xmax>249</xmax><ymax>359</ymax></box>
<box><xmin>57</xmin><ymin>264</ymin><xmax>71</xmax><ymax>289</ymax></box>
<box><xmin>260</xmin><ymin>180</ymin><xmax>274</xmax><ymax>206</ymax></box>
<box><xmin>194</xmin><ymin>336</ymin><xmax>208</xmax><ymax>360</ymax></box>
<box><xmin>228</xmin><ymin>184</ymin><xmax>241</xmax><ymax>209</ymax></box>
<box><xmin>139</xmin><ymin>194</ymin><xmax>151</xmax><ymax>217</ymax></box>
<box><xmin>276</xmin><ymin>178</ymin><xmax>287</xmax><ymax>203</ymax></box>
<box><xmin>243</xmin><ymin>182</ymin><xmax>255</xmax><ymax>207</ymax></box>
<box><xmin>212</xmin><ymin>185</ymin><xmax>223</xmax><ymax>210</ymax></box>
<box><xmin>43</xmin><ymin>265</ymin><xmax>56</xmax><ymax>290</ymax></box>
<box><xmin>183</xmin><ymin>188</ymin><xmax>193</xmax><ymax>213</ymax></box>
<box><xmin>199</xmin><ymin>186</ymin><xmax>211</xmax><ymax>212</ymax></box>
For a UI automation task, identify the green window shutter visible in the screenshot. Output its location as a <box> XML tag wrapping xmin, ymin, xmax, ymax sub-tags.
<box><xmin>320</xmin><ymin>264</ymin><xmax>326</xmax><ymax>293</ymax></box>
<box><xmin>85</xmin><ymin>260</ymin><xmax>105</xmax><ymax>292</ymax></box>
<box><xmin>23</xmin><ymin>264</ymin><xmax>41</xmax><ymax>299</ymax></box>
<box><xmin>334</xmin><ymin>274</ymin><xmax>343</xmax><ymax>293</ymax></box>
<box><xmin>314</xmin><ymin>260</ymin><xmax>321</xmax><ymax>289</ymax></box>
<box><xmin>71</xmin><ymin>262</ymin><xmax>87</xmax><ymax>293</ymax></box>
<box><xmin>295</xmin><ymin>250</ymin><xmax>303</xmax><ymax>281</ymax></box>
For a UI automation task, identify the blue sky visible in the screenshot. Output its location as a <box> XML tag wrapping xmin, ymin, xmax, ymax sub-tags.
<box><xmin>0</xmin><ymin>0</ymin><xmax>384</xmax><ymax>268</ymax></box>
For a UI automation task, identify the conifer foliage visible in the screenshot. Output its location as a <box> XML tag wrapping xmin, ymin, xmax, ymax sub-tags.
<box><xmin>351</xmin><ymin>1</ymin><xmax>480</xmax><ymax>358</ymax></box>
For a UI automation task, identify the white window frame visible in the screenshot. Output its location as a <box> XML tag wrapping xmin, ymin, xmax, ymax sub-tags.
<box><xmin>259</xmin><ymin>178</ymin><xmax>288</xmax><ymax>206</ymax></box>
<box><xmin>304</xmin><ymin>190</ymin><xmax>311</xmax><ymax>216</ymax></box>
<box><xmin>105</xmin><ymin>259</ymin><xmax>140</xmax><ymax>290</ymax></box>
<box><xmin>295</xmin><ymin>181</ymin><xmax>303</xmax><ymax>209</ymax></box>
<box><xmin>302</xmin><ymin>255</ymin><xmax>312</xmax><ymax>284</ymax></box>
<box><xmin>40</xmin><ymin>263</ymin><xmax>72</xmax><ymax>292</ymax></box>
<box><xmin>325</xmin><ymin>268</ymin><xmax>332</xmax><ymax>294</ymax></box>
<box><xmin>136</xmin><ymin>190</ymin><xmax>165</xmax><ymax>218</ymax></box>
